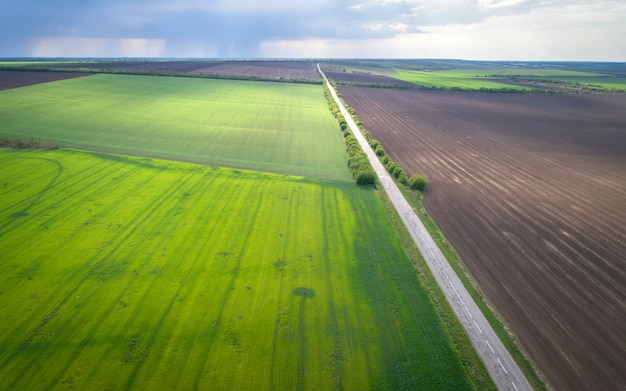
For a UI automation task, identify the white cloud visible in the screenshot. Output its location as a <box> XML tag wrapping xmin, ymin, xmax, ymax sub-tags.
<box><xmin>362</xmin><ymin>22</ymin><xmax>411</xmax><ymax>33</ymax></box>
<box><xmin>260</xmin><ymin>1</ymin><xmax>626</xmax><ymax>60</ymax></box>
<box><xmin>478</xmin><ymin>0</ymin><xmax>525</xmax><ymax>8</ymax></box>
<box><xmin>2</xmin><ymin>0</ymin><xmax>625</xmax><ymax>60</ymax></box>
<box><xmin>156</xmin><ymin>0</ymin><xmax>331</xmax><ymax>13</ymax></box>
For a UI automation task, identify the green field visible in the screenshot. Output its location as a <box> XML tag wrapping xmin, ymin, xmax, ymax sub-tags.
<box><xmin>0</xmin><ymin>149</ymin><xmax>488</xmax><ymax>390</ymax></box>
<box><xmin>489</xmin><ymin>68</ymin><xmax>606</xmax><ymax>77</ymax></box>
<box><xmin>394</xmin><ymin>69</ymin><xmax>528</xmax><ymax>90</ymax></box>
<box><xmin>0</xmin><ymin>74</ymin><xmax>350</xmax><ymax>181</ymax></box>
<box><xmin>531</xmin><ymin>76</ymin><xmax>626</xmax><ymax>90</ymax></box>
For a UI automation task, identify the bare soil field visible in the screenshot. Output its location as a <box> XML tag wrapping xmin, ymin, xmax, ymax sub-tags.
<box><xmin>189</xmin><ymin>60</ymin><xmax>319</xmax><ymax>79</ymax></box>
<box><xmin>339</xmin><ymin>86</ymin><xmax>626</xmax><ymax>391</ymax></box>
<box><xmin>326</xmin><ymin>71</ymin><xmax>415</xmax><ymax>87</ymax></box>
<box><xmin>0</xmin><ymin>70</ymin><xmax>89</xmax><ymax>90</ymax></box>
<box><xmin>52</xmin><ymin>60</ymin><xmax>320</xmax><ymax>80</ymax></box>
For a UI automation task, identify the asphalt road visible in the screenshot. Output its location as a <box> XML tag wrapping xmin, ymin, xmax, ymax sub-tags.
<box><xmin>319</xmin><ymin>64</ymin><xmax>533</xmax><ymax>391</ymax></box>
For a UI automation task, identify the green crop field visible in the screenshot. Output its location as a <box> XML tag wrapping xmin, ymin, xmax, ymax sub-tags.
<box><xmin>535</xmin><ymin>76</ymin><xmax>626</xmax><ymax>90</ymax></box>
<box><xmin>394</xmin><ymin>69</ymin><xmax>528</xmax><ymax>90</ymax></box>
<box><xmin>489</xmin><ymin>68</ymin><xmax>606</xmax><ymax>77</ymax></box>
<box><xmin>0</xmin><ymin>74</ymin><xmax>350</xmax><ymax>181</ymax></box>
<box><xmin>0</xmin><ymin>149</ymin><xmax>488</xmax><ymax>390</ymax></box>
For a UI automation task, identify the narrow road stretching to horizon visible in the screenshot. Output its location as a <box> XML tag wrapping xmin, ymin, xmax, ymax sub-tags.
<box><xmin>318</xmin><ymin>64</ymin><xmax>533</xmax><ymax>391</ymax></box>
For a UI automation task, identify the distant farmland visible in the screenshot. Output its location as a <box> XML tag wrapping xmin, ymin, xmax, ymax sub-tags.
<box><xmin>394</xmin><ymin>69</ymin><xmax>529</xmax><ymax>90</ymax></box>
<box><xmin>0</xmin><ymin>74</ymin><xmax>349</xmax><ymax>181</ymax></box>
<box><xmin>0</xmin><ymin>69</ymin><xmax>494</xmax><ymax>390</ymax></box>
<box><xmin>0</xmin><ymin>60</ymin><xmax>321</xmax><ymax>81</ymax></box>
<box><xmin>339</xmin><ymin>85</ymin><xmax>626</xmax><ymax>391</ymax></box>
<box><xmin>0</xmin><ymin>70</ymin><xmax>89</xmax><ymax>90</ymax></box>
<box><xmin>0</xmin><ymin>149</ymin><xmax>487</xmax><ymax>390</ymax></box>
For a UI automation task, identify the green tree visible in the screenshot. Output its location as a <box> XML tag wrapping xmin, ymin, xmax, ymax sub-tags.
<box><xmin>408</xmin><ymin>175</ymin><xmax>427</xmax><ymax>191</ymax></box>
<box><xmin>355</xmin><ymin>169</ymin><xmax>377</xmax><ymax>185</ymax></box>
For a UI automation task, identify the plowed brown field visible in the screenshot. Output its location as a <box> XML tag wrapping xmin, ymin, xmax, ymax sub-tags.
<box><xmin>53</xmin><ymin>60</ymin><xmax>319</xmax><ymax>80</ymax></box>
<box><xmin>0</xmin><ymin>70</ymin><xmax>89</xmax><ymax>90</ymax></box>
<box><xmin>326</xmin><ymin>71</ymin><xmax>415</xmax><ymax>87</ymax></box>
<box><xmin>339</xmin><ymin>86</ymin><xmax>626</xmax><ymax>391</ymax></box>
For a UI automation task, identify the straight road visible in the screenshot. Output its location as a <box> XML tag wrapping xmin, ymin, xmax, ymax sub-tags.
<box><xmin>318</xmin><ymin>64</ymin><xmax>533</xmax><ymax>391</ymax></box>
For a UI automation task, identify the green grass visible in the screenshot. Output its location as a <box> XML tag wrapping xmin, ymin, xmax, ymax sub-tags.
<box><xmin>0</xmin><ymin>74</ymin><xmax>350</xmax><ymax>181</ymax></box>
<box><xmin>0</xmin><ymin>149</ymin><xmax>489</xmax><ymax>390</ymax></box>
<box><xmin>394</xmin><ymin>69</ymin><xmax>528</xmax><ymax>91</ymax></box>
<box><xmin>490</xmin><ymin>68</ymin><xmax>607</xmax><ymax>77</ymax></box>
<box><xmin>536</xmin><ymin>76</ymin><xmax>626</xmax><ymax>90</ymax></box>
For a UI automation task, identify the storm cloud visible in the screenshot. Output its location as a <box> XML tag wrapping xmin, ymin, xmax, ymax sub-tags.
<box><xmin>0</xmin><ymin>0</ymin><xmax>624</xmax><ymax>60</ymax></box>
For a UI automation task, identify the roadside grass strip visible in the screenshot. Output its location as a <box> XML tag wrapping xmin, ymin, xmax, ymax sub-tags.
<box><xmin>0</xmin><ymin>74</ymin><xmax>351</xmax><ymax>181</ymax></box>
<box><xmin>0</xmin><ymin>149</ymin><xmax>480</xmax><ymax>390</ymax></box>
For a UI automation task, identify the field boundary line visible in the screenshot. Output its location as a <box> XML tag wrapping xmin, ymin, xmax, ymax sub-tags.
<box><xmin>318</xmin><ymin>64</ymin><xmax>533</xmax><ymax>391</ymax></box>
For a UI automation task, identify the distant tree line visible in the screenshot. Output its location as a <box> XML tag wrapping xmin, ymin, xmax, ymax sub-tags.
<box><xmin>323</xmin><ymin>82</ymin><xmax>377</xmax><ymax>185</ymax></box>
<box><xmin>0</xmin><ymin>136</ymin><xmax>59</xmax><ymax>150</ymax></box>
<box><xmin>323</xmin><ymin>79</ymin><xmax>428</xmax><ymax>192</ymax></box>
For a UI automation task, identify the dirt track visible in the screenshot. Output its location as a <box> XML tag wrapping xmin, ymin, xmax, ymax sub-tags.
<box><xmin>339</xmin><ymin>86</ymin><xmax>626</xmax><ymax>391</ymax></box>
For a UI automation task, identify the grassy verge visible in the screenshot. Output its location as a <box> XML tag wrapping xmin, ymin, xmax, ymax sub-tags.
<box><xmin>373</xmin><ymin>187</ymin><xmax>496</xmax><ymax>390</ymax></box>
<box><xmin>396</xmin><ymin>185</ymin><xmax>548</xmax><ymax>391</ymax></box>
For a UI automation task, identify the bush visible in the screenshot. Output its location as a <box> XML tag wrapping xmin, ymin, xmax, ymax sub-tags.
<box><xmin>0</xmin><ymin>137</ymin><xmax>58</xmax><ymax>151</ymax></box>
<box><xmin>387</xmin><ymin>162</ymin><xmax>401</xmax><ymax>177</ymax></box>
<box><xmin>355</xmin><ymin>169</ymin><xmax>377</xmax><ymax>185</ymax></box>
<box><xmin>408</xmin><ymin>175</ymin><xmax>427</xmax><ymax>191</ymax></box>
<box><xmin>398</xmin><ymin>171</ymin><xmax>409</xmax><ymax>186</ymax></box>
<box><xmin>347</xmin><ymin>155</ymin><xmax>369</xmax><ymax>171</ymax></box>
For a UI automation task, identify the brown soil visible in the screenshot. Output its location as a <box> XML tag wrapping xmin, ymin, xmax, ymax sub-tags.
<box><xmin>326</xmin><ymin>72</ymin><xmax>416</xmax><ymax>87</ymax></box>
<box><xmin>339</xmin><ymin>86</ymin><xmax>626</xmax><ymax>391</ymax></box>
<box><xmin>189</xmin><ymin>61</ymin><xmax>319</xmax><ymax>80</ymax></box>
<box><xmin>53</xmin><ymin>60</ymin><xmax>320</xmax><ymax>80</ymax></box>
<box><xmin>0</xmin><ymin>71</ymin><xmax>89</xmax><ymax>90</ymax></box>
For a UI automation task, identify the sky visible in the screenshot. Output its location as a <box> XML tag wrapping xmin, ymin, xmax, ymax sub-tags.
<box><xmin>1</xmin><ymin>0</ymin><xmax>625</xmax><ymax>61</ymax></box>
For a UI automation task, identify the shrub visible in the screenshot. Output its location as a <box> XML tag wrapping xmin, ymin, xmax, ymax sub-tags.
<box><xmin>387</xmin><ymin>162</ymin><xmax>401</xmax><ymax>177</ymax></box>
<box><xmin>408</xmin><ymin>175</ymin><xmax>427</xmax><ymax>191</ymax></box>
<box><xmin>393</xmin><ymin>167</ymin><xmax>405</xmax><ymax>180</ymax></box>
<box><xmin>398</xmin><ymin>171</ymin><xmax>409</xmax><ymax>186</ymax></box>
<box><xmin>0</xmin><ymin>137</ymin><xmax>58</xmax><ymax>151</ymax></box>
<box><xmin>347</xmin><ymin>155</ymin><xmax>369</xmax><ymax>171</ymax></box>
<box><xmin>355</xmin><ymin>169</ymin><xmax>377</xmax><ymax>185</ymax></box>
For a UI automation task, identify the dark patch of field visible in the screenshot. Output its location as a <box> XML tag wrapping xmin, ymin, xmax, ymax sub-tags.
<box><xmin>326</xmin><ymin>71</ymin><xmax>416</xmax><ymax>87</ymax></box>
<box><xmin>52</xmin><ymin>60</ymin><xmax>320</xmax><ymax>80</ymax></box>
<box><xmin>339</xmin><ymin>86</ymin><xmax>626</xmax><ymax>391</ymax></box>
<box><xmin>0</xmin><ymin>70</ymin><xmax>89</xmax><ymax>90</ymax></box>
<box><xmin>189</xmin><ymin>61</ymin><xmax>319</xmax><ymax>80</ymax></box>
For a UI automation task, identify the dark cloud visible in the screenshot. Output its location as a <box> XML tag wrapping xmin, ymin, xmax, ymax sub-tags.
<box><xmin>0</xmin><ymin>0</ymin><xmax>623</xmax><ymax>59</ymax></box>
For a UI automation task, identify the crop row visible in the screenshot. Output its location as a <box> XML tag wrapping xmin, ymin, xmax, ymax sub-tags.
<box><xmin>0</xmin><ymin>74</ymin><xmax>351</xmax><ymax>181</ymax></box>
<box><xmin>0</xmin><ymin>149</ymin><xmax>481</xmax><ymax>390</ymax></box>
